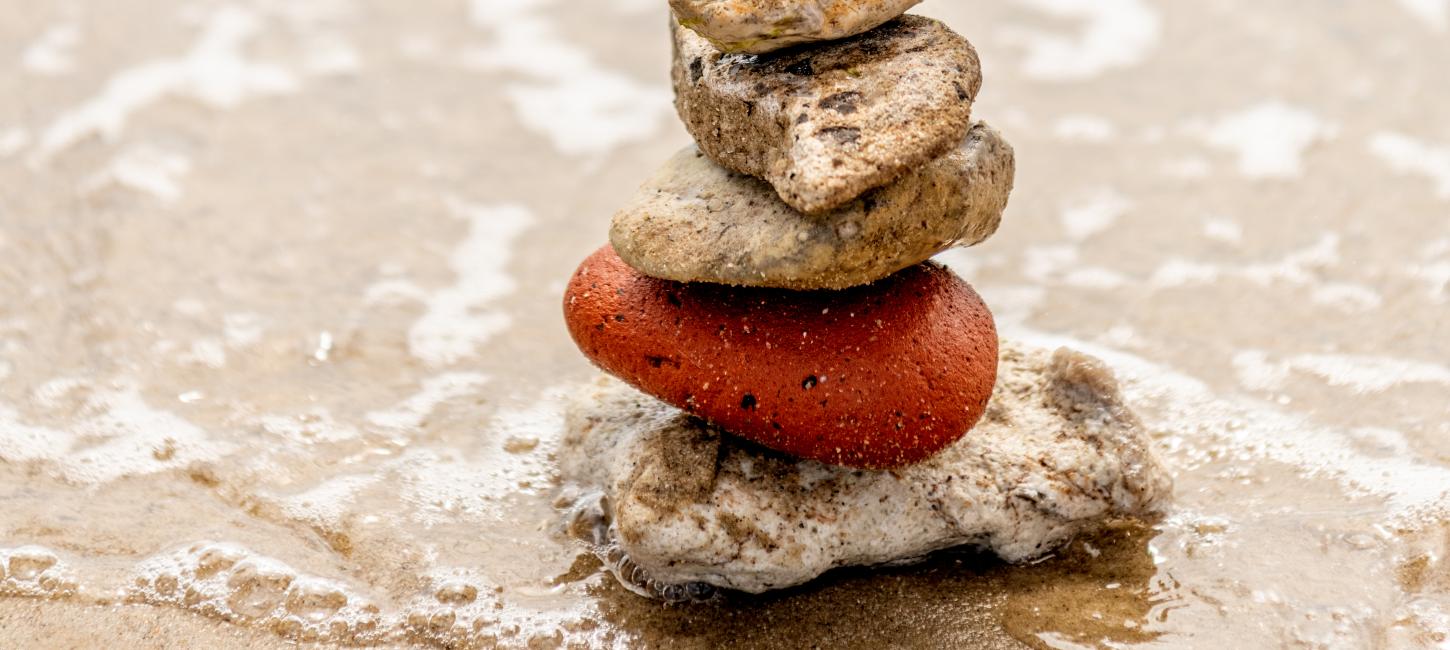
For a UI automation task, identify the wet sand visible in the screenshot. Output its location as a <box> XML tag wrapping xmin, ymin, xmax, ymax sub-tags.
<box><xmin>2</xmin><ymin>0</ymin><xmax>1449</xmax><ymax>647</ymax></box>
<box><xmin>0</xmin><ymin>600</ymin><xmax>302</xmax><ymax>650</ymax></box>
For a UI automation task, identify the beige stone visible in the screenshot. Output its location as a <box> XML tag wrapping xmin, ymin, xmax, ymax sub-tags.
<box><xmin>672</xmin><ymin>15</ymin><xmax>981</xmax><ymax>215</ymax></box>
<box><xmin>610</xmin><ymin>122</ymin><xmax>1014</xmax><ymax>290</ymax></box>
<box><xmin>669</xmin><ymin>0</ymin><xmax>923</xmax><ymax>55</ymax></box>
<box><xmin>557</xmin><ymin>343</ymin><xmax>1173</xmax><ymax>599</ymax></box>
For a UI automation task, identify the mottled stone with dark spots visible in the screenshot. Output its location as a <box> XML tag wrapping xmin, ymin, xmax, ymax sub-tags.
<box><xmin>610</xmin><ymin>122</ymin><xmax>1015</xmax><ymax>290</ymax></box>
<box><xmin>672</xmin><ymin>15</ymin><xmax>982</xmax><ymax>215</ymax></box>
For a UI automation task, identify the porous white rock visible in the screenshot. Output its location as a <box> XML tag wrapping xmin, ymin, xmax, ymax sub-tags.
<box><xmin>557</xmin><ymin>342</ymin><xmax>1172</xmax><ymax>599</ymax></box>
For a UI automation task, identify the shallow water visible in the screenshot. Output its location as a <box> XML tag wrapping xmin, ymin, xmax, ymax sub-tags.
<box><xmin>1</xmin><ymin>0</ymin><xmax>1448</xmax><ymax>647</ymax></box>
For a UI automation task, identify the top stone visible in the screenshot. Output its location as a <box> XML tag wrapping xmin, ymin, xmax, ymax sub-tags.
<box><xmin>672</xmin><ymin>15</ymin><xmax>981</xmax><ymax>215</ymax></box>
<box><xmin>669</xmin><ymin>0</ymin><xmax>924</xmax><ymax>55</ymax></box>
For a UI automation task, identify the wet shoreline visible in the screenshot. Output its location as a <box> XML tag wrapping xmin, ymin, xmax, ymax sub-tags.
<box><xmin>3</xmin><ymin>0</ymin><xmax>1449</xmax><ymax>647</ymax></box>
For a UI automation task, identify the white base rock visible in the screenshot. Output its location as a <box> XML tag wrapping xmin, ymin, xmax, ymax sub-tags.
<box><xmin>556</xmin><ymin>342</ymin><xmax>1172</xmax><ymax>600</ymax></box>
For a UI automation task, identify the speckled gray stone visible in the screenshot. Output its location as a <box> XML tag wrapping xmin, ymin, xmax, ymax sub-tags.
<box><xmin>669</xmin><ymin>0</ymin><xmax>923</xmax><ymax>55</ymax></box>
<box><xmin>609</xmin><ymin>122</ymin><xmax>1014</xmax><ymax>290</ymax></box>
<box><xmin>672</xmin><ymin>14</ymin><xmax>981</xmax><ymax>215</ymax></box>
<box><xmin>557</xmin><ymin>342</ymin><xmax>1173</xmax><ymax>599</ymax></box>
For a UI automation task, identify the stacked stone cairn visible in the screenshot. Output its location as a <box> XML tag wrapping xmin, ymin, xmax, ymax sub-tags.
<box><xmin>559</xmin><ymin>0</ymin><xmax>1171</xmax><ymax>601</ymax></box>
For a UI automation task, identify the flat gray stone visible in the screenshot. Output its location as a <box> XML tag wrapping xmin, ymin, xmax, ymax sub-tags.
<box><xmin>557</xmin><ymin>342</ymin><xmax>1173</xmax><ymax>599</ymax></box>
<box><xmin>672</xmin><ymin>15</ymin><xmax>981</xmax><ymax>215</ymax></box>
<box><xmin>610</xmin><ymin>122</ymin><xmax>1015</xmax><ymax>290</ymax></box>
<box><xmin>669</xmin><ymin>0</ymin><xmax>923</xmax><ymax>55</ymax></box>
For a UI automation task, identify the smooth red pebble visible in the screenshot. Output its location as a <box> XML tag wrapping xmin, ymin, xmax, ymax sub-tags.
<box><xmin>563</xmin><ymin>245</ymin><xmax>999</xmax><ymax>470</ymax></box>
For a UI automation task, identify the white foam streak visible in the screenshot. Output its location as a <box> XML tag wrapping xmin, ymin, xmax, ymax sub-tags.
<box><xmin>1152</xmin><ymin>232</ymin><xmax>1347</xmax><ymax>288</ymax></box>
<box><xmin>1202</xmin><ymin>218</ymin><xmax>1243</xmax><ymax>244</ymax></box>
<box><xmin>0</xmin><ymin>406</ymin><xmax>70</xmax><ymax>461</ymax></box>
<box><xmin>1052</xmin><ymin>114</ymin><xmax>1118</xmax><ymax>142</ymax></box>
<box><xmin>365</xmin><ymin>372</ymin><xmax>491</xmax><ymax>431</ymax></box>
<box><xmin>0</xmin><ymin>386</ymin><xmax>230</xmax><ymax>484</ymax></box>
<box><xmin>1022</xmin><ymin>244</ymin><xmax>1080</xmax><ymax>282</ymax></box>
<box><xmin>1006</xmin><ymin>0</ymin><xmax>1160</xmax><ymax>81</ymax></box>
<box><xmin>1310</xmin><ymin>283</ymin><xmax>1383</xmax><ymax>311</ymax></box>
<box><xmin>21</xmin><ymin>23</ymin><xmax>80</xmax><ymax>76</ymax></box>
<box><xmin>32</xmin><ymin>6</ymin><xmax>297</xmax><ymax>163</ymax></box>
<box><xmin>1418</xmin><ymin>262</ymin><xmax>1450</xmax><ymax>303</ymax></box>
<box><xmin>1369</xmin><ymin>132</ymin><xmax>1450</xmax><ymax>199</ymax></box>
<box><xmin>1397</xmin><ymin>0</ymin><xmax>1450</xmax><ymax>30</ymax></box>
<box><xmin>407</xmin><ymin>202</ymin><xmax>533</xmax><ymax>366</ymax></box>
<box><xmin>1198</xmin><ymin>102</ymin><xmax>1336</xmax><ymax>179</ymax></box>
<box><xmin>465</xmin><ymin>0</ymin><xmax>671</xmax><ymax>156</ymax></box>
<box><xmin>1059</xmin><ymin>189</ymin><xmax>1132</xmax><ymax>240</ymax></box>
<box><xmin>395</xmin><ymin>388</ymin><xmax>565</xmax><ymax>525</ymax></box>
<box><xmin>1014</xmin><ymin>328</ymin><xmax>1450</xmax><ymax>524</ymax></box>
<box><xmin>1148</xmin><ymin>259</ymin><xmax>1220</xmax><ymax>287</ymax></box>
<box><xmin>1235</xmin><ymin>350</ymin><xmax>1450</xmax><ymax>394</ymax></box>
<box><xmin>257</xmin><ymin>408</ymin><xmax>359</xmax><ymax>444</ymax></box>
<box><xmin>277</xmin><ymin>474</ymin><xmax>381</xmax><ymax>526</ymax></box>
<box><xmin>0</xmin><ymin>129</ymin><xmax>28</xmax><ymax>158</ymax></box>
<box><xmin>1240</xmin><ymin>232</ymin><xmax>1339</xmax><ymax>285</ymax></box>
<box><xmin>505</xmin><ymin>76</ymin><xmax>672</xmax><ymax>157</ymax></box>
<box><xmin>1061</xmin><ymin>267</ymin><xmax>1129</xmax><ymax>290</ymax></box>
<box><xmin>223</xmin><ymin>312</ymin><xmax>266</xmax><ymax>348</ymax></box>
<box><xmin>82</xmin><ymin>144</ymin><xmax>193</xmax><ymax>203</ymax></box>
<box><xmin>977</xmin><ymin>285</ymin><xmax>1046</xmax><ymax>327</ymax></box>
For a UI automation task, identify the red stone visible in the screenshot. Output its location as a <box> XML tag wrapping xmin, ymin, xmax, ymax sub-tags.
<box><xmin>563</xmin><ymin>245</ymin><xmax>999</xmax><ymax>469</ymax></box>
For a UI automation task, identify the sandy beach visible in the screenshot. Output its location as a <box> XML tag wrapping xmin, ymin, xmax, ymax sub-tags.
<box><xmin>2</xmin><ymin>0</ymin><xmax>1449</xmax><ymax>647</ymax></box>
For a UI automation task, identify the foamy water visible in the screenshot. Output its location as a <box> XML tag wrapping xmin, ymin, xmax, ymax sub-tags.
<box><xmin>30</xmin><ymin>6</ymin><xmax>298</xmax><ymax>164</ymax></box>
<box><xmin>1000</xmin><ymin>0</ymin><xmax>1160</xmax><ymax>81</ymax></box>
<box><xmin>1370</xmin><ymin>132</ymin><xmax>1450</xmax><ymax>199</ymax></box>
<box><xmin>1193</xmin><ymin>102</ymin><xmax>1337</xmax><ymax>180</ymax></box>
<box><xmin>463</xmin><ymin>0</ymin><xmax>672</xmax><ymax>157</ymax></box>
<box><xmin>3</xmin><ymin>0</ymin><xmax>1449</xmax><ymax>648</ymax></box>
<box><xmin>21</xmin><ymin>23</ymin><xmax>80</xmax><ymax>76</ymax></box>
